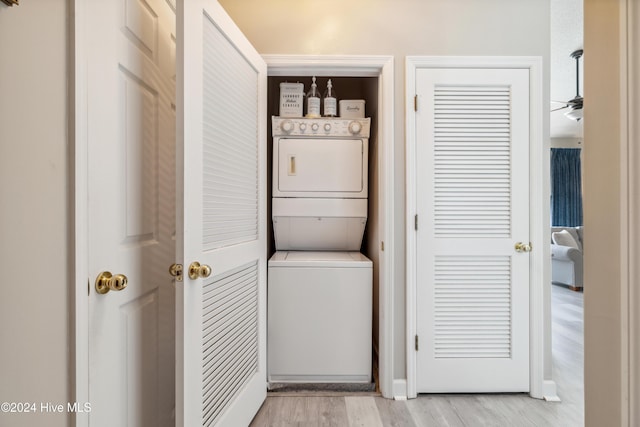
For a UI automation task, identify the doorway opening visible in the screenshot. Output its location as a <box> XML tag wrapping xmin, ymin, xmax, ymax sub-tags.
<box><xmin>549</xmin><ymin>0</ymin><xmax>584</xmax><ymax>420</ymax></box>
<box><xmin>264</xmin><ymin>56</ymin><xmax>396</xmax><ymax>398</ymax></box>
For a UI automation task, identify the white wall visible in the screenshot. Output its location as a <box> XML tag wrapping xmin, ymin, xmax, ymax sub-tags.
<box><xmin>551</xmin><ymin>137</ymin><xmax>582</xmax><ymax>148</ymax></box>
<box><xmin>0</xmin><ymin>1</ymin><xmax>69</xmax><ymax>427</ymax></box>
<box><xmin>218</xmin><ymin>0</ymin><xmax>551</xmax><ymax>382</ymax></box>
<box><xmin>550</xmin><ymin>0</ymin><xmax>584</xmax><ymax>139</ymax></box>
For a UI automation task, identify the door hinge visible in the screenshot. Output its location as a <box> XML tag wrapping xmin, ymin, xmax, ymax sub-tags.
<box><xmin>414</xmin><ymin>214</ymin><xmax>418</xmax><ymax>231</ymax></box>
<box><xmin>380</xmin><ymin>241</ymin><xmax>385</xmax><ymax>251</ymax></box>
<box><xmin>414</xmin><ymin>94</ymin><xmax>418</xmax><ymax>112</ymax></box>
<box><xmin>415</xmin><ymin>335</ymin><xmax>419</xmax><ymax>351</ymax></box>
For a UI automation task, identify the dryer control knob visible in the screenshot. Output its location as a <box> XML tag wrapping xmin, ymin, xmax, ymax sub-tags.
<box><xmin>281</xmin><ymin>120</ymin><xmax>294</xmax><ymax>133</ymax></box>
<box><xmin>311</xmin><ymin>123</ymin><xmax>320</xmax><ymax>131</ymax></box>
<box><xmin>299</xmin><ymin>122</ymin><xmax>307</xmax><ymax>131</ymax></box>
<box><xmin>324</xmin><ymin>123</ymin><xmax>332</xmax><ymax>132</ymax></box>
<box><xmin>348</xmin><ymin>120</ymin><xmax>362</xmax><ymax>134</ymax></box>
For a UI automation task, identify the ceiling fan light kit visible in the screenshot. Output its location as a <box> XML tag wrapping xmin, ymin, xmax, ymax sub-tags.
<box><xmin>552</xmin><ymin>48</ymin><xmax>584</xmax><ymax>121</ymax></box>
<box><xmin>564</xmin><ymin>108</ymin><xmax>583</xmax><ymax>121</ymax></box>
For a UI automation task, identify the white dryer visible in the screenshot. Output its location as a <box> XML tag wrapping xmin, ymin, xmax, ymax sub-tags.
<box><xmin>271</xmin><ymin>116</ymin><xmax>370</xmax><ymax>251</ymax></box>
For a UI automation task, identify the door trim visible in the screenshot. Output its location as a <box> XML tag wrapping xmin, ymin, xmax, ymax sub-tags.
<box><xmin>72</xmin><ymin>0</ymin><xmax>90</xmax><ymax>425</ymax></box>
<box><xmin>263</xmin><ymin>54</ymin><xmax>396</xmax><ymax>398</ymax></box>
<box><xmin>405</xmin><ymin>56</ymin><xmax>552</xmax><ymax>399</ymax></box>
<box><xmin>622</xmin><ymin>0</ymin><xmax>639</xmax><ymax>423</ymax></box>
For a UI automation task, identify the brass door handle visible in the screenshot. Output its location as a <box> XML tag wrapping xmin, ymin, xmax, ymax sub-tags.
<box><xmin>95</xmin><ymin>271</ymin><xmax>128</xmax><ymax>294</ymax></box>
<box><xmin>515</xmin><ymin>242</ymin><xmax>532</xmax><ymax>253</ymax></box>
<box><xmin>188</xmin><ymin>262</ymin><xmax>212</xmax><ymax>280</ymax></box>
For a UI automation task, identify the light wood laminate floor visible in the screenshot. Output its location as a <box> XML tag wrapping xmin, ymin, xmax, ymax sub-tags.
<box><xmin>251</xmin><ymin>284</ymin><xmax>584</xmax><ymax>426</ymax></box>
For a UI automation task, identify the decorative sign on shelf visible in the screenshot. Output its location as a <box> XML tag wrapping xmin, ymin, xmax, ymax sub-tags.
<box><xmin>1</xmin><ymin>0</ymin><xmax>19</xmax><ymax>6</ymax></box>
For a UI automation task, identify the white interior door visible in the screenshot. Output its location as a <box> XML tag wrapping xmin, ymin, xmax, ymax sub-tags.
<box><xmin>415</xmin><ymin>68</ymin><xmax>530</xmax><ymax>392</ymax></box>
<box><xmin>87</xmin><ymin>0</ymin><xmax>177</xmax><ymax>425</ymax></box>
<box><xmin>176</xmin><ymin>1</ymin><xmax>267</xmax><ymax>426</ymax></box>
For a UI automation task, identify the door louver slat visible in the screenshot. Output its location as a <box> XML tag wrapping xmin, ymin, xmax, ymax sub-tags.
<box><xmin>433</xmin><ymin>85</ymin><xmax>512</xmax><ymax>238</ymax></box>
<box><xmin>434</xmin><ymin>256</ymin><xmax>511</xmax><ymax>359</ymax></box>
<box><xmin>432</xmin><ymin>82</ymin><xmax>516</xmax><ymax>357</ymax></box>
<box><xmin>202</xmin><ymin>15</ymin><xmax>258</xmax><ymax>251</ymax></box>
<box><xmin>201</xmin><ymin>261</ymin><xmax>258</xmax><ymax>426</ymax></box>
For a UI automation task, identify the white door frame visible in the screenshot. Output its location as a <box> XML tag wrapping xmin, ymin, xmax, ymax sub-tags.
<box><xmin>73</xmin><ymin>0</ymin><xmax>90</xmax><ymax>424</ymax></box>
<box><xmin>263</xmin><ymin>54</ymin><xmax>396</xmax><ymax>399</ymax></box>
<box><xmin>405</xmin><ymin>56</ymin><xmax>555</xmax><ymax>400</ymax></box>
<box><xmin>622</xmin><ymin>0</ymin><xmax>639</xmax><ymax>423</ymax></box>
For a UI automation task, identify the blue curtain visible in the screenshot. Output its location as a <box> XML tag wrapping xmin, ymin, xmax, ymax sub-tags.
<box><xmin>551</xmin><ymin>148</ymin><xmax>583</xmax><ymax>227</ymax></box>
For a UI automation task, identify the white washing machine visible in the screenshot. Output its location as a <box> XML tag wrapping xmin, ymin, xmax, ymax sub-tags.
<box><xmin>268</xmin><ymin>116</ymin><xmax>373</xmax><ymax>384</ymax></box>
<box><xmin>268</xmin><ymin>251</ymin><xmax>372</xmax><ymax>383</ymax></box>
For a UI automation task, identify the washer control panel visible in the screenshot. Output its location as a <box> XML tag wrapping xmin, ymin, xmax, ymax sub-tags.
<box><xmin>272</xmin><ymin>116</ymin><xmax>370</xmax><ymax>138</ymax></box>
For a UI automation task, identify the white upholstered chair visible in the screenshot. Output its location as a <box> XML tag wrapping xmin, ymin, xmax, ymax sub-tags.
<box><xmin>550</xmin><ymin>226</ymin><xmax>583</xmax><ymax>290</ymax></box>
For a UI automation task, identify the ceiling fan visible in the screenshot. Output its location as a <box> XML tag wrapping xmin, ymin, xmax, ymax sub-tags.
<box><xmin>552</xmin><ymin>49</ymin><xmax>583</xmax><ymax>121</ymax></box>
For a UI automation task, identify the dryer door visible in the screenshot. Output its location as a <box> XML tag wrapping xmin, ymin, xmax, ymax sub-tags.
<box><xmin>274</xmin><ymin>138</ymin><xmax>368</xmax><ymax>198</ymax></box>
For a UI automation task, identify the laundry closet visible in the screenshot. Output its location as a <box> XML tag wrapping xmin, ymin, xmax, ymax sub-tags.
<box><xmin>265</xmin><ymin>75</ymin><xmax>381</xmax><ymax>388</ymax></box>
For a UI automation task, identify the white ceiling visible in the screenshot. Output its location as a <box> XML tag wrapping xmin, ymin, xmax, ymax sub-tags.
<box><xmin>550</xmin><ymin>0</ymin><xmax>583</xmax><ymax>139</ymax></box>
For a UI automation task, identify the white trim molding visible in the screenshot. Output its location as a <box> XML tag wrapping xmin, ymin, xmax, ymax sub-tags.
<box><xmin>405</xmin><ymin>56</ymin><xmax>551</xmax><ymax>399</ymax></box>
<box><xmin>263</xmin><ymin>55</ymin><xmax>396</xmax><ymax>399</ymax></box>
<box><xmin>620</xmin><ymin>1</ymin><xmax>630</xmax><ymax>425</ymax></box>
<box><xmin>73</xmin><ymin>0</ymin><xmax>90</xmax><ymax>425</ymax></box>
<box><xmin>622</xmin><ymin>1</ymin><xmax>639</xmax><ymax>424</ymax></box>
<box><xmin>392</xmin><ymin>379</ymin><xmax>408</xmax><ymax>400</ymax></box>
<box><xmin>263</xmin><ymin>54</ymin><xmax>392</xmax><ymax>77</ymax></box>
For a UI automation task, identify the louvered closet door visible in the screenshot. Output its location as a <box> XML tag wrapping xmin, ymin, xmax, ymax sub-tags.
<box><xmin>415</xmin><ymin>68</ymin><xmax>530</xmax><ymax>392</ymax></box>
<box><xmin>176</xmin><ymin>1</ymin><xmax>267</xmax><ymax>426</ymax></box>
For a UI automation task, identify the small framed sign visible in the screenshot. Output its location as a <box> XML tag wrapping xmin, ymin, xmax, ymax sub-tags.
<box><xmin>279</xmin><ymin>82</ymin><xmax>304</xmax><ymax>118</ymax></box>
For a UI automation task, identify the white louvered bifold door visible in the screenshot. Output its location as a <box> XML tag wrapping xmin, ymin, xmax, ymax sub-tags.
<box><xmin>415</xmin><ymin>68</ymin><xmax>530</xmax><ymax>392</ymax></box>
<box><xmin>176</xmin><ymin>1</ymin><xmax>267</xmax><ymax>426</ymax></box>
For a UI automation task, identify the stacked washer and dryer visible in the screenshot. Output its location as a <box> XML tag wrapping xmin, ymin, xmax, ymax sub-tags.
<box><xmin>268</xmin><ymin>116</ymin><xmax>373</xmax><ymax>384</ymax></box>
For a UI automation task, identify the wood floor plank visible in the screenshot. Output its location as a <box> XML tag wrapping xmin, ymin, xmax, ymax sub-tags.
<box><xmin>248</xmin><ymin>396</ymin><xmax>303</xmax><ymax>427</ymax></box>
<box><xmin>295</xmin><ymin>396</ymin><xmax>349</xmax><ymax>427</ymax></box>
<box><xmin>551</xmin><ymin>283</ymin><xmax>585</xmax><ymax>421</ymax></box>
<box><xmin>373</xmin><ymin>396</ymin><xmax>418</xmax><ymax>427</ymax></box>
<box><xmin>345</xmin><ymin>396</ymin><xmax>384</xmax><ymax>427</ymax></box>
<box><xmin>405</xmin><ymin>395</ymin><xmax>466</xmax><ymax>427</ymax></box>
<box><xmin>475</xmin><ymin>394</ymin><xmax>564</xmax><ymax>427</ymax></box>
<box><xmin>251</xmin><ymin>284</ymin><xmax>584</xmax><ymax>427</ymax></box>
<box><xmin>443</xmin><ymin>394</ymin><xmax>511</xmax><ymax>427</ymax></box>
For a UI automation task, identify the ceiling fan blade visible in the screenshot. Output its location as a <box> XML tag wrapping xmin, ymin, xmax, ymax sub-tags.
<box><xmin>551</xmin><ymin>105</ymin><xmax>569</xmax><ymax>112</ymax></box>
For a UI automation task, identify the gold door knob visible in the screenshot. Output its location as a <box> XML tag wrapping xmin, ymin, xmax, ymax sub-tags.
<box><xmin>95</xmin><ymin>271</ymin><xmax>128</xmax><ymax>294</ymax></box>
<box><xmin>515</xmin><ymin>242</ymin><xmax>533</xmax><ymax>253</ymax></box>
<box><xmin>188</xmin><ymin>262</ymin><xmax>212</xmax><ymax>280</ymax></box>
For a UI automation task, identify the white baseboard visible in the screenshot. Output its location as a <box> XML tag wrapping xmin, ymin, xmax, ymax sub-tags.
<box><xmin>542</xmin><ymin>380</ymin><xmax>561</xmax><ymax>401</ymax></box>
<box><xmin>392</xmin><ymin>379</ymin><xmax>408</xmax><ymax>400</ymax></box>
